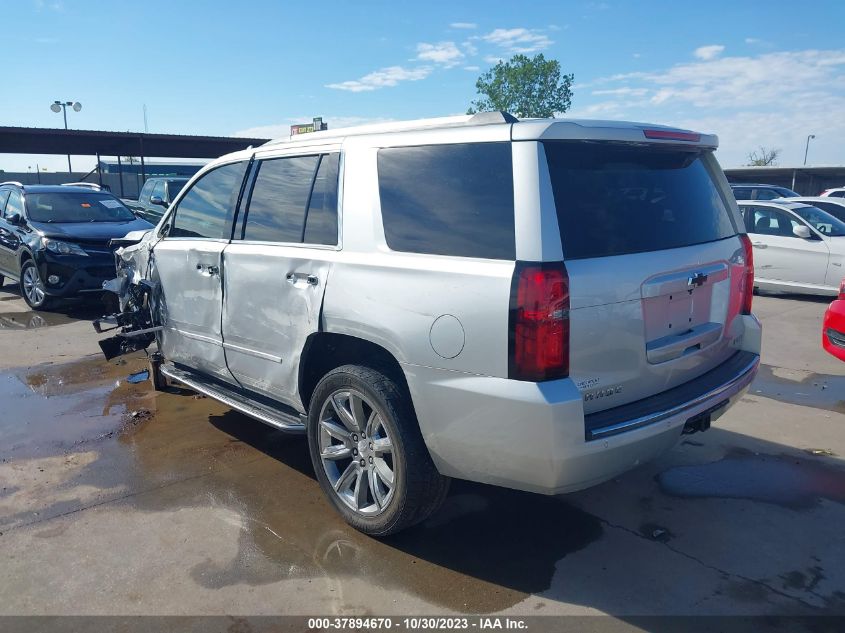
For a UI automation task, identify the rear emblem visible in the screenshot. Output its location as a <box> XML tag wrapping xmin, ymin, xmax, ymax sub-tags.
<box><xmin>687</xmin><ymin>272</ymin><xmax>708</xmax><ymax>288</ymax></box>
<box><xmin>583</xmin><ymin>385</ymin><xmax>623</xmax><ymax>402</ymax></box>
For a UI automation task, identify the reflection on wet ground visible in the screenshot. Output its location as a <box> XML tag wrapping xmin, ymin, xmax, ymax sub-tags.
<box><xmin>0</xmin><ymin>355</ymin><xmax>604</xmax><ymax>612</ymax></box>
<box><xmin>2</xmin><ymin>354</ymin><xmax>844</xmax><ymax>614</ymax></box>
<box><xmin>658</xmin><ymin>449</ymin><xmax>845</xmax><ymax>509</ymax></box>
<box><xmin>750</xmin><ymin>364</ymin><xmax>845</xmax><ymax>414</ymax></box>
<box><xmin>0</xmin><ymin>299</ymin><xmax>106</xmax><ymax>330</ymax></box>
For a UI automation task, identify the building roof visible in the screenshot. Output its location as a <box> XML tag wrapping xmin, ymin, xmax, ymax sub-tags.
<box><xmin>0</xmin><ymin>126</ymin><xmax>269</xmax><ymax>158</ymax></box>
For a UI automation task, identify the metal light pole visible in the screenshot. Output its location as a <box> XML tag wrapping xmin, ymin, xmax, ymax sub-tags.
<box><xmin>50</xmin><ymin>100</ymin><xmax>82</xmax><ymax>174</ymax></box>
<box><xmin>804</xmin><ymin>134</ymin><xmax>815</xmax><ymax>166</ymax></box>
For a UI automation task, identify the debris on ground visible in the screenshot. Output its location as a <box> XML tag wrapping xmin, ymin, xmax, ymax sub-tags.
<box><xmin>127</xmin><ymin>370</ymin><xmax>150</xmax><ymax>384</ymax></box>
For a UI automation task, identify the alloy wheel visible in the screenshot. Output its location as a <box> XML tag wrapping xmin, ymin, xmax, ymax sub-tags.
<box><xmin>22</xmin><ymin>265</ymin><xmax>46</xmax><ymax>306</ymax></box>
<box><xmin>318</xmin><ymin>389</ymin><xmax>395</xmax><ymax>516</ymax></box>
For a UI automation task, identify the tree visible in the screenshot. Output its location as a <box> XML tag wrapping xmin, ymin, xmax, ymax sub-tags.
<box><xmin>467</xmin><ymin>54</ymin><xmax>574</xmax><ymax>118</ymax></box>
<box><xmin>746</xmin><ymin>147</ymin><xmax>780</xmax><ymax>166</ymax></box>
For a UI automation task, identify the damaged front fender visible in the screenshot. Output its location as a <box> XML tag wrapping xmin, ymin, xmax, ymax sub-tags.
<box><xmin>93</xmin><ymin>230</ymin><xmax>164</xmax><ymax>360</ymax></box>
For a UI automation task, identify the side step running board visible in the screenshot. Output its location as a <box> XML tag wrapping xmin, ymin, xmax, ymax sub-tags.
<box><xmin>159</xmin><ymin>363</ymin><xmax>306</xmax><ymax>434</ymax></box>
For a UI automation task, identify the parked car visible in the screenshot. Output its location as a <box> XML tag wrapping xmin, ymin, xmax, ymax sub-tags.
<box><xmin>123</xmin><ymin>177</ymin><xmax>189</xmax><ymax>224</ymax></box>
<box><xmin>737</xmin><ymin>200</ymin><xmax>845</xmax><ymax>295</ymax></box>
<box><xmin>0</xmin><ymin>182</ymin><xmax>154</xmax><ymax>309</ymax></box>
<box><xmin>820</xmin><ymin>188</ymin><xmax>845</xmax><ymax>198</ymax></box>
<box><xmin>823</xmin><ymin>278</ymin><xmax>845</xmax><ymax>361</ymax></box>
<box><xmin>785</xmin><ymin>197</ymin><xmax>845</xmax><ymax>223</ymax></box>
<box><xmin>97</xmin><ymin>114</ymin><xmax>761</xmax><ymax>535</ymax></box>
<box><xmin>730</xmin><ymin>183</ymin><xmax>799</xmax><ymax>200</ymax></box>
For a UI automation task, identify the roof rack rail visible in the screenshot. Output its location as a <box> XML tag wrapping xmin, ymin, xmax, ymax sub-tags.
<box><xmin>467</xmin><ymin>111</ymin><xmax>519</xmax><ymax>125</ymax></box>
<box><xmin>61</xmin><ymin>182</ymin><xmax>102</xmax><ymax>190</ymax></box>
<box><xmin>0</xmin><ymin>181</ymin><xmax>24</xmax><ymax>187</ymax></box>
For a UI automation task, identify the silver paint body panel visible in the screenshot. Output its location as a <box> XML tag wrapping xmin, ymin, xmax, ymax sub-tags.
<box><xmin>122</xmin><ymin>115</ymin><xmax>762</xmax><ymax>495</ymax></box>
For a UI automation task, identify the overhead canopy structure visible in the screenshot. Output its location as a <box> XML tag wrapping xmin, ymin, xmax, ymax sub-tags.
<box><xmin>0</xmin><ymin>126</ymin><xmax>270</xmax><ymax>158</ymax></box>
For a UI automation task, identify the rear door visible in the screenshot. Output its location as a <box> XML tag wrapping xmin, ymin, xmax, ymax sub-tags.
<box><xmin>743</xmin><ymin>204</ymin><xmax>829</xmax><ymax>285</ymax></box>
<box><xmin>221</xmin><ymin>151</ymin><xmax>340</xmax><ymax>408</ymax></box>
<box><xmin>543</xmin><ymin>141</ymin><xmax>747</xmax><ymax>412</ymax></box>
<box><xmin>152</xmin><ymin>160</ymin><xmax>248</xmax><ymax>384</ymax></box>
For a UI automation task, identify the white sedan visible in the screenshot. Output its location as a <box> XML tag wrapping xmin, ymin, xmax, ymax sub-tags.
<box><xmin>737</xmin><ymin>200</ymin><xmax>845</xmax><ymax>296</ymax></box>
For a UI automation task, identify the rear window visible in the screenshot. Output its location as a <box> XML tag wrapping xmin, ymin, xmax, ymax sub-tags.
<box><xmin>377</xmin><ymin>143</ymin><xmax>515</xmax><ymax>259</ymax></box>
<box><xmin>544</xmin><ymin>142</ymin><xmax>736</xmax><ymax>260</ymax></box>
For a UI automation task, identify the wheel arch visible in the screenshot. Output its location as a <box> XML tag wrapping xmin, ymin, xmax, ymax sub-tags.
<box><xmin>298</xmin><ymin>332</ymin><xmax>411</xmax><ymax>414</ymax></box>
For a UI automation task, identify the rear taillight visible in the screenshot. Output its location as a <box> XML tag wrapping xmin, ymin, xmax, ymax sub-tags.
<box><xmin>821</xmin><ymin>189</ymin><xmax>832</xmax><ymax>196</ymax></box>
<box><xmin>509</xmin><ymin>262</ymin><xmax>570</xmax><ymax>381</ymax></box>
<box><xmin>839</xmin><ymin>278</ymin><xmax>845</xmax><ymax>300</ymax></box>
<box><xmin>739</xmin><ymin>234</ymin><xmax>755</xmax><ymax>314</ymax></box>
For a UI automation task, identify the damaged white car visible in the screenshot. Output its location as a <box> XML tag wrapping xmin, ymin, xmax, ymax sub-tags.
<box><xmin>95</xmin><ymin>113</ymin><xmax>762</xmax><ymax>536</ymax></box>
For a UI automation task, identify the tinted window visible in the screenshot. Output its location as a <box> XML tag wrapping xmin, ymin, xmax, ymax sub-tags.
<box><xmin>167</xmin><ymin>180</ymin><xmax>186</xmax><ymax>202</ymax></box>
<box><xmin>544</xmin><ymin>143</ymin><xmax>735</xmax><ymax>260</ymax></box>
<box><xmin>0</xmin><ymin>190</ymin><xmax>10</xmax><ymax>215</ymax></box>
<box><xmin>139</xmin><ymin>180</ymin><xmax>155</xmax><ymax>201</ymax></box>
<box><xmin>169</xmin><ymin>162</ymin><xmax>247</xmax><ymax>239</ymax></box>
<box><xmin>791</xmin><ymin>205</ymin><xmax>845</xmax><ymax>236</ymax></box>
<box><xmin>304</xmin><ymin>153</ymin><xmax>340</xmax><ymax>245</ymax></box>
<box><xmin>755</xmin><ymin>188</ymin><xmax>780</xmax><ymax>200</ymax></box>
<box><xmin>151</xmin><ymin>180</ymin><xmax>166</xmax><ymax>201</ymax></box>
<box><xmin>830</xmin><ymin>191</ymin><xmax>845</xmax><ymax>198</ymax></box>
<box><xmin>809</xmin><ymin>201</ymin><xmax>845</xmax><ymax>222</ymax></box>
<box><xmin>377</xmin><ymin>143</ymin><xmax>515</xmax><ymax>259</ymax></box>
<box><xmin>243</xmin><ymin>155</ymin><xmax>319</xmax><ymax>242</ymax></box>
<box><xmin>25</xmin><ymin>192</ymin><xmax>136</xmax><ymax>223</ymax></box>
<box><xmin>749</xmin><ymin>207</ymin><xmax>801</xmax><ymax>237</ymax></box>
<box><xmin>6</xmin><ymin>191</ymin><xmax>23</xmax><ymax>218</ymax></box>
<box><xmin>732</xmin><ymin>187</ymin><xmax>752</xmax><ymax>200</ymax></box>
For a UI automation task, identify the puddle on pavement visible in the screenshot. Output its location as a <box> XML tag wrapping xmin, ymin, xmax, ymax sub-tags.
<box><xmin>750</xmin><ymin>364</ymin><xmax>845</xmax><ymax>414</ymax></box>
<box><xmin>0</xmin><ymin>303</ymin><xmax>106</xmax><ymax>330</ymax></box>
<box><xmin>657</xmin><ymin>449</ymin><xmax>845</xmax><ymax>509</ymax></box>
<box><xmin>0</xmin><ymin>354</ymin><xmax>604</xmax><ymax>612</ymax></box>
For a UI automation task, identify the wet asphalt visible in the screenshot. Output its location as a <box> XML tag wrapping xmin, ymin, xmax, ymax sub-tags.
<box><xmin>0</xmin><ymin>285</ymin><xmax>843</xmax><ymax>617</ymax></box>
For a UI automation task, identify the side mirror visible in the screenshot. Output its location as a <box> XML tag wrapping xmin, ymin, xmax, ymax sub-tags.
<box><xmin>6</xmin><ymin>212</ymin><xmax>22</xmax><ymax>226</ymax></box>
<box><xmin>793</xmin><ymin>225</ymin><xmax>812</xmax><ymax>239</ymax></box>
<box><xmin>150</xmin><ymin>195</ymin><xmax>167</xmax><ymax>207</ymax></box>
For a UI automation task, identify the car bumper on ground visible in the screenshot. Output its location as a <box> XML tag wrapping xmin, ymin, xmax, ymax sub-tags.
<box><xmin>406</xmin><ymin>315</ymin><xmax>762</xmax><ymax>495</ymax></box>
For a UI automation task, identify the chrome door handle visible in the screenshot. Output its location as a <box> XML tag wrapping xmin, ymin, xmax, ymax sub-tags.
<box><xmin>752</xmin><ymin>242</ymin><xmax>767</xmax><ymax>249</ymax></box>
<box><xmin>286</xmin><ymin>273</ymin><xmax>296</xmax><ymax>283</ymax></box>
<box><xmin>207</xmin><ymin>265</ymin><xmax>220</xmax><ymax>276</ymax></box>
<box><xmin>306</xmin><ymin>275</ymin><xmax>319</xmax><ymax>286</ymax></box>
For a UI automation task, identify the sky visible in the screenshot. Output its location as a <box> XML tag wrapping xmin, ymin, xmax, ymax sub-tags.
<box><xmin>2</xmin><ymin>0</ymin><xmax>844</xmax><ymax>173</ymax></box>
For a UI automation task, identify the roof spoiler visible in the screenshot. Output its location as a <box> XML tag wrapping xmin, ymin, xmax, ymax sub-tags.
<box><xmin>468</xmin><ymin>111</ymin><xmax>519</xmax><ymax>125</ymax></box>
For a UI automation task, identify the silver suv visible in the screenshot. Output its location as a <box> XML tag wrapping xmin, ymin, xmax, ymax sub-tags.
<box><xmin>97</xmin><ymin>112</ymin><xmax>762</xmax><ymax>535</ymax></box>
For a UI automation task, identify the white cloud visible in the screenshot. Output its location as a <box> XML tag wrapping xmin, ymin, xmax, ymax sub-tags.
<box><xmin>480</xmin><ymin>28</ymin><xmax>552</xmax><ymax>54</ymax></box>
<box><xmin>693</xmin><ymin>44</ymin><xmax>725</xmax><ymax>60</ymax></box>
<box><xmin>450</xmin><ymin>22</ymin><xmax>477</xmax><ymax>29</ymax></box>
<box><xmin>416</xmin><ymin>41</ymin><xmax>464</xmax><ymax>67</ymax></box>
<box><xmin>745</xmin><ymin>38</ymin><xmax>760</xmax><ymax>44</ymax></box>
<box><xmin>464</xmin><ymin>65</ymin><xmax>480</xmax><ymax>71</ymax></box>
<box><xmin>567</xmin><ymin>48</ymin><xmax>845</xmax><ymax>167</ymax></box>
<box><xmin>591</xmin><ymin>87</ymin><xmax>648</xmax><ymax>97</ymax></box>
<box><xmin>462</xmin><ymin>40</ymin><xmax>479</xmax><ymax>56</ymax></box>
<box><xmin>326</xmin><ymin>65</ymin><xmax>432</xmax><ymax>92</ymax></box>
<box><xmin>483</xmin><ymin>55</ymin><xmax>504</xmax><ymax>65</ymax></box>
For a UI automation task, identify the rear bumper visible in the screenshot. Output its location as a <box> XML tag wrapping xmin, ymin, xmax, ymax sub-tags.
<box><xmin>406</xmin><ymin>316</ymin><xmax>762</xmax><ymax>495</ymax></box>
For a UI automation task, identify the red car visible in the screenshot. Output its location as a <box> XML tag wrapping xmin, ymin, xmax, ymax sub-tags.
<box><xmin>823</xmin><ymin>278</ymin><xmax>845</xmax><ymax>361</ymax></box>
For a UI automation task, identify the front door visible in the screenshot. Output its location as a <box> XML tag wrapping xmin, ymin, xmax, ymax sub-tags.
<box><xmin>222</xmin><ymin>152</ymin><xmax>340</xmax><ymax>409</ymax></box>
<box><xmin>153</xmin><ymin>160</ymin><xmax>249</xmax><ymax>385</ymax></box>
<box><xmin>0</xmin><ymin>191</ymin><xmax>25</xmax><ymax>277</ymax></box>
<box><xmin>743</xmin><ymin>205</ymin><xmax>829</xmax><ymax>285</ymax></box>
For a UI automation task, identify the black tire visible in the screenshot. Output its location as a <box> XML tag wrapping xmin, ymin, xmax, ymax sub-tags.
<box><xmin>19</xmin><ymin>260</ymin><xmax>54</xmax><ymax>310</ymax></box>
<box><xmin>0</xmin><ymin>274</ymin><xmax>4</xmax><ymax>287</ymax></box>
<box><xmin>307</xmin><ymin>364</ymin><xmax>450</xmax><ymax>536</ymax></box>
